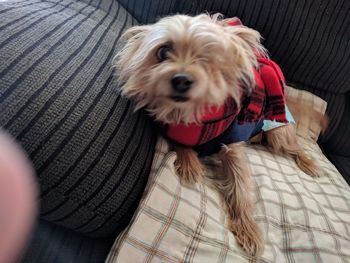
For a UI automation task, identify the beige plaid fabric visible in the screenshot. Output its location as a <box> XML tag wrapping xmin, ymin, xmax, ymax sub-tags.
<box><xmin>286</xmin><ymin>86</ymin><xmax>328</xmax><ymax>142</ymax></box>
<box><xmin>107</xmin><ymin>91</ymin><xmax>350</xmax><ymax>263</ymax></box>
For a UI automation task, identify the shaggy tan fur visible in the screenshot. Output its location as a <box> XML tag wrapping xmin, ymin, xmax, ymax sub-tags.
<box><xmin>115</xmin><ymin>14</ymin><xmax>265</xmax><ymax>124</ymax></box>
<box><xmin>217</xmin><ymin>143</ymin><xmax>264</xmax><ymax>256</ymax></box>
<box><xmin>116</xmin><ymin>13</ymin><xmax>320</xmax><ymax>258</ymax></box>
<box><xmin>266</xmin><ymin>124</ymin><xmax>320</xmax><ymax>177</ymax></box>
<box><xmin>173</xmin><ymin>145</ymin><xmax>205</xmax><ymax>184</ymax></box>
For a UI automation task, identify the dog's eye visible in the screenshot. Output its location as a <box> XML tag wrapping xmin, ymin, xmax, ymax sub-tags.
<box><xmin>156</xmin><ymin>45</ymin><xmax>172</xmax><ymax>62</ymax></box>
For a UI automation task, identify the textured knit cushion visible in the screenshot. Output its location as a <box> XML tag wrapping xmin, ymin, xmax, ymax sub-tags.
<box><xmin>286</xmin><ymin>86</ymin><xmax>327</xmax><ymax>142</ymax></box>
<box><xmin>22</xmin><ymin>220</ymin><xmax>114</xmax><ymax>263</ymax></box>
<box><xmin>0</xmin><ymin>0</ymin><xmax>156</xmax><ymax>237</ymax></box>
<box><xmin>107</xmin><ymin>137</ymin><xmax>350</xmax><ymax>262</ymax></box>
<box><xmin>327</xmin><ymin>154</ymin><xmax>350</xmax><ymax>185</ymax></box>
<box><xmin>321</xmin><ymin>94</ymin><xmax>350</xmax><ymax>157</ymax></box>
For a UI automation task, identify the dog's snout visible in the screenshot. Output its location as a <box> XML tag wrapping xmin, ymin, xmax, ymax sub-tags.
<box><xmin>171</xmin><ymin>73</ymin><xmax>193</xmax><ymax>93</ymax></box>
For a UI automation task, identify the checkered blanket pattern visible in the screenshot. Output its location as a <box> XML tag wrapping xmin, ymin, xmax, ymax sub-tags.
<box><xmin>107</xmin><ymin>89</ymin><xmax>350</xmax><ymax>263</ymax></box>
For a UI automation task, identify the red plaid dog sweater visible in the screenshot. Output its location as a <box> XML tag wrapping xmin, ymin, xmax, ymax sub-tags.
<box><xmin>163</xmin><ymin>18</ymin><xmax>288</xmax><ymax>153</ymax></box>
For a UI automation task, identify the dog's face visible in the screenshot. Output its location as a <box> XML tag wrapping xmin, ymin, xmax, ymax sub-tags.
<box><xmin>115</xmin><ymin>14</ymin><xmax>264</xmax><ymax>124</ymax></box>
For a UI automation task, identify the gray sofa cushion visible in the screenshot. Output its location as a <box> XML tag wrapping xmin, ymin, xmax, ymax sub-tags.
<box><xmin>22</xmin><ymin>220</ymin><xmax>113</xmax><ymax>263</ymax></box>
<box><xmin>327</xmin><ymin>154</ymin><xmax>350</xmax><ymax>184</ymax></box>
<box><xmin>117</xmin><ymin>0</ymin><xmax>182</xmax><ymax>24</ymax></box>
<box><xmin>0</xmin><ymin>0</ymin><xmax>156</xmax><ymax>237</ymax></box>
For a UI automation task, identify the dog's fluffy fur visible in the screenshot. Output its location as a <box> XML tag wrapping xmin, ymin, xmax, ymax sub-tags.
<box><xmin>115</xmin><ymin>13</ymin><xmax>320</xmax><ymax>257</ymax></box>
<box><xmin>116</xmin><ymin>14</ymin><xmax>265</xmax><ymax>124</ymax></box>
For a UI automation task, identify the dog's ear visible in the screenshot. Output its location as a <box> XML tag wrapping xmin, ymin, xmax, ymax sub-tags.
<box><xmin>225</xmin><ymin>24</ymin><xmax>266</xmax><ymax>57</ymax></box>
<box><xmin>122</xmin><ymin>25</ymin><xmax>150</xmax><ymax>39</ymax></box>
<box><xmin>114</xmin><ymin>25</ymin><xmax>150</xmax><ymax>83</ymax></box>
<box><xmin>218</xmin><ymin>18</ymin><xmax>266</xmax><ymax>93</ymax></box>
<box><xmin>208</xmin><ymin>13</ymin><xmax>262</xmax><ymax>51</ymax></box>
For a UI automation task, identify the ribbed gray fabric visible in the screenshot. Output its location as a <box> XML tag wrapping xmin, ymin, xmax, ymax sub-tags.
<box><xmin>327</xmin><ymin>154</ymin><xmax>350</xmax><ymax>185</ymax></box>
<box><xmin>0</xmin><ymin>0</ymin><xmax>156</xmax><ymax>237</ymax></box>
<box><xmin>322</xmin><ymin>93</ymin><xmax>350</xmax><ymax>156</ymax></box>
<box><xmin>116</xmin><ymin>0</ymin><xmax>171</xmax><ymax>24</ymax></box>
<box><xmin>22</xmin><ymin>220</ymin><xmax>114</xmax><ymax>263</ymax></box>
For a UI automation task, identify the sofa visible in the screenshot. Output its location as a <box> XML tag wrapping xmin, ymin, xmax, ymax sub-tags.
<box><xmin>0</xmin><ymin>0</ymin><xmax>349</xmax><ymax>262</ymax></box>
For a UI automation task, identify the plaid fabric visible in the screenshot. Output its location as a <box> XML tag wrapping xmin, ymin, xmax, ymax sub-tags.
<box><xmin>285</xmin><ymin>86</ymin><xmax>328</xmax><ymax>142</ymax></box>
<box><xmin>107</xmin><ymin>88</ymin><xmax>350</xmax><ymax>262</ymax></box>
<box><xmin>107</xmin><ymin>136</ymin><xmax>350</xmax><ymax>262</ymax></box>
<box><xmin>254</xmin><ymin>57</ymin><xmax>287</xmax><ymax>122</ymax></box>
<box><xmin>165</xmin><ymin>97</ymin><xmax>239</xmax><ymax>146</ymax></box>
<box><xmin>165</xmin><ymin>58</ymin><xmax>287</xmax><ymax>147</ymax></box>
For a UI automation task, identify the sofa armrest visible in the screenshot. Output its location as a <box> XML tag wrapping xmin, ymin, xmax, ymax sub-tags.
<box><xmin>0</xmin><ymin>0</ymin><xmax>156</xmax><ymax>238</ymax></box>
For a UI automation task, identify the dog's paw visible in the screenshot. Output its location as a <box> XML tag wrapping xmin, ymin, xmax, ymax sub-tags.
<box><xmin>229</xmin><ymin>216</ymin><xmax>264</xmax><ymax>258</ymax></box>
<box><xmin>298</xmin><ymin>163</ymin><xmax>320</xmax><ymax>177</ymax></box>
<box><xmin>173</xmin><ymin>146</ymin><xmax>205</xmax><ymax>185</ymax></box>
<box><xmin>295</xmin><ymin>152</ymin><xmax>323</xmax><ymax>177</ymax></box>
<box><xmin>175</xmin><ymin>159</ymin><xmax>204</xmax><ymax>185</ymax></box>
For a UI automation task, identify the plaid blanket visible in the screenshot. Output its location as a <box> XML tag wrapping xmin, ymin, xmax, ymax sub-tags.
<box><xmin>107</xmin><ymin>137</ymin><xmax>350</xmax><ymax>262</ymax></box>
<box><xmin>107</xmin><ymin>88</ymin><xmax>350</xmax><ymax>263</ymax></box>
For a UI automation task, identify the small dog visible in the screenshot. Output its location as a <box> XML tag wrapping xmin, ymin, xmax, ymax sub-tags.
<box><xmin>115</xmin><ymin>14</ymin><xmax>320</xmax><ymax>257</ymax></box>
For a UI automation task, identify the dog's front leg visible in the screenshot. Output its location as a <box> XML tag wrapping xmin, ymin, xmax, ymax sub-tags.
<box><xmin>173</xmin><ymin>145</ymin><xmax>204</xmax><ymax>185</ymax></box>
<box><xmin>266</xmin><ymin>124</ymin><xmax>320</xmax><ymax>177</ymax></box>
<box><xmin>217</xmin><ymin>142</ymin><xmax>263</xmax><ymax>257</ymax></box>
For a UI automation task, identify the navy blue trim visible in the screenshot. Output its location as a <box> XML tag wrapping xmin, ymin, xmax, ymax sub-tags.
<box><xmin>195</xmin><ymin>119</ymin><xmax>264</xmax><ymax>157</ymax></box>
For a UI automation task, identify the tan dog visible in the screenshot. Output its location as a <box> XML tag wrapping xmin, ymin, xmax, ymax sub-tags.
<box><xmin>115</xmin><ymin>14</ymin><xmax>320</xmax><ymax>257</ymax></box>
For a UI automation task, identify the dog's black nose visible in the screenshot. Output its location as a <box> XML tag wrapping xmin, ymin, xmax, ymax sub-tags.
<box><xmin>171</xmin><ymin>73</ymin><xmax>193</xmax><ymax>93</ymax></box>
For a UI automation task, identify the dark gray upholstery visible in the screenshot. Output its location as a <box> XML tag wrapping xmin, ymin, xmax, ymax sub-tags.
<box><xmin>327</xmin><ymin>154</ymin><xmax>350</xmax><ymax>184</ymax></box>
<box><xmin>322</xmin><ymin>93</ymin><xmax>350</xmax><ymax>155</ymax></box>
<box><xmin>0</xmin><ymin>0</ymin><xmax>156</xmax><ymax>238</ymax></box>
<box><xmin>22</xmin><ymin>220</ymin><xmax>114</xmax><ymax>263</ymax></box>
